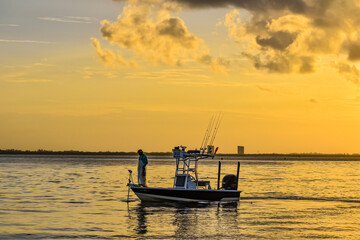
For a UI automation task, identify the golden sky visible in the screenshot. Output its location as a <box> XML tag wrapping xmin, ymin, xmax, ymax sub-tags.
<box><xmin>1</xmin><ymin>0</ymin><xmax>360</xmax><ymax>153</ymax></box>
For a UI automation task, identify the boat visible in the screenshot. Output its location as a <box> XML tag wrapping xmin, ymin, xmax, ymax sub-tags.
<box><xmin>127</xmin><ymin>116</ymin><xmax>242</xmax><ymax>203</ymax></box>
<box><xmin>127</xmin><ymin>146</ymin><xmax>241</xmax><ymax>202</ymax></box>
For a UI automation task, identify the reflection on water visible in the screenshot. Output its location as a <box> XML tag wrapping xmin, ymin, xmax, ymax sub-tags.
<box><xmin>127</xmin><ymin>201</ymin><xmax>240</xmax><ymax>239</ymax></box>
<box><xmin>1</xmin><ymin>155</ymin><xmax>360</xmax><ymax>239</ymax></box>
<box><xmin>134</xmin><ymin>203</ymin><xmax>148</xmax><ymax>235</ymax></box>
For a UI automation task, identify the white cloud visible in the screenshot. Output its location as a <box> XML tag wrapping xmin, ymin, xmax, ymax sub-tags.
<box><xmin>0</xmin><ymin>39</ymin><xmax>52</xmax><ymax>44</ymax></box>
<box><xmin>38</xmin><ymin>17</ymin><xmax>93</xmax><ymax>24</ymax></box>
<box><xmin>4</xmin><ymin>79</ymin><xmax>53</xmax><ymax>83</ymax></box>
<box><xmin>0</xmin><ymin>24</ymin><xmax>19</xmax><ymax>27</ymax></box>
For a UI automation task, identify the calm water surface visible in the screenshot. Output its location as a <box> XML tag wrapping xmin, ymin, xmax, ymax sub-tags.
<box><xmin>1</xmin><ymin>155</ymin><xmax>360</xmax><ymax>239</ymax></box>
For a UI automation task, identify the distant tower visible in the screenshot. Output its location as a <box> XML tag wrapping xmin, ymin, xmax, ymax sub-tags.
<box><xmin>237</xmin><ymin>146</ymin><xmax>244</xmax><ymax>155</ymax></box>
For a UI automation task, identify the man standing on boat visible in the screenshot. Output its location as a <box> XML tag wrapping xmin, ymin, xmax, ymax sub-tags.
<box><xmin>137</xmin><ymin>149</ymin><xmax>148</xmax><ymax>187</ymax></box>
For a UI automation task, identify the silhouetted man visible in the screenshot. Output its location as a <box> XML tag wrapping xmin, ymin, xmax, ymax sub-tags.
<box><xmin>137</xmin><ymin>149</ymin><xmax>148</xmax><ymax>187</ymax></box>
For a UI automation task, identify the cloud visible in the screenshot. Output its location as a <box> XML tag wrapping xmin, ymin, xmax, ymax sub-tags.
<box><xmin>242</xmin><ymin>51</ymin><xmax>315</xmax><ymax>74</ymax></box>
<box><xmin>5</xmin><ymin>79</ymin><xmax>53</xmax><ymax>83</ymax></box>
<box><xmin>0</xmin><ymin>39</ymin><xmax>52</xmax><ymax>44</ymax></box>
<box><xmin>348</xmin><ymin>42</ymin><xmax>360</xmax><ymax>61</ymax></box>
<box><xmin>334</xmin><ymin>62</ymin><xmax>360</xmax><ymax>85</ymax></box>
<box><xmin>220</xmin><ymin>9</ymin><xmax>318</xmax><ymax>74</ymax></box>
<box><xmin>66</xmin><ymin>16</ymin><xmax>97</xmax><ymax>22</ymax></box>
<box><xmin>80</xmin><ymin>67</ymin><xmax>120</xmax><ymax>79</ymax></box>
<box><xmin>169</xmin><ymin>0</ymin><xmax>307</xmax><ymax>14</ymax></box>
<box><xmin>256</xmin><ymin>85</ymin><xmax>271</xmax><ymax>92</ymax></box>
<box><xmin>198</xmin><ymin>54</ymin><xmax>230</xmax><ymax>73</ymax></box>
<box><xmin>38</xmin><ymin>17</ymin><xmax>93</xmax><ymax>24</ymax></box>
<box><xmin>255</xmin><ymin>31</ymin><xmax>297</xmax><ymax>51</ymax></box>
<box><xmin>91</xmin><ymin>38</ymin><xmax>137</xmax><ymax>67</ymax></box>
<box><xmin>94</xmin><ymin>0</ymin><xmax>226</xmax><ymax>72</ymax></box>
<box><xmin>0</xmin><ymin>61</ymin><xmax>55</xmax><ymax>84</ymax></box>
<box><xmin>309</xmin><ymin>98</ymin><xmax>318</xmax><ymax>104</ymax></box>
<box><xmin>209</xmin><ymin>0</ymin><xmax>360</xmax><ymax>80</ymax></box>
<box><xmin>108</xmin><ymin>0</ymin><xmax>360</xmax><ymax>83</ymax></box>
<box><xmin>0</xmin><ymin>24</ymin><xmax>19</xmax><ymax>27</ymax></box>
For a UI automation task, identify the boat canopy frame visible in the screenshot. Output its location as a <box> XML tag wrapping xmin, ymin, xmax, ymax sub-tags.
<box><xmin>172</xmin><ymin>146</ymin><xmax>214</xmax><ymax>189</ymax></box>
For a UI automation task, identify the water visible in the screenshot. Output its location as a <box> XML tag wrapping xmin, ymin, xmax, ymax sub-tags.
<box><xmin>1</xmin><ymin>155</ymin><xmax>360</xmax><ymax>239</ymax></box>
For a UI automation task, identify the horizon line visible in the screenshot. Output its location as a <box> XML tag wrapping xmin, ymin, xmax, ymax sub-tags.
<box><xmin>1</xmin><ymin>149</ymin><xmax>360</xmax><ymax>156</ymax></box>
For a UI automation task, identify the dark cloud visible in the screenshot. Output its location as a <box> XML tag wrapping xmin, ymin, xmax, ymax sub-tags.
<box><xmin>256</xmin><ymin>31</ymin><xmax>297</xmax><ymax>51</ymax></box>
<box><xmin>348</xmin><ymin>43</ymin><xmax>360</xmax><ymax>61</ymax></box>
<box><xmin>198</xmin><ymin>54</ymin><xmax>230</xmax><ymax>73</ymax></box>
<box><xmin>198</xmin><ymin>54</ymin><xmax>212</xmax><ymax>65</ymax></box>
<box><xmin>309</xmin><ymin>98</ymin><xmax>318</xmax><ymax>104</ymax></box>
<box><xmin>172</xmin><ymin>0</ymin><xmax>308</xmax><ymax>13</ymax></box>
<box><xmin>243</xmin><ymin>52</ymin><xmax>291</xmax><ymax>73</ymax></box>
<box><xmin>256</xmin><ymin>85</ymin><xmax>271</xmax><ymax>92</ymax></box>
<box><xmin>335</xmin><ymin>62</ymin><xmax>360</xmax><ymax>84</ymax></box>
<box><xmin>242</xmin><ymin>52</ymin><xmax>315</xmax><ymax>74</ymax></box>
<box><xmin>157</xmin><ymin>18</ymin><xmax>186</xmax><ymax>38</ymax></box>
<box><xmin>299</xmin><ymin>56</ymin><xmax>315</xmax><ymax>73</ymax></box>
<box><xmin>257</xmin><ymin>57</ymin><xmax>291</xmax><ymax>73</ymax></box>
<box><xmin>156</xmin><ymin>17</ymin><xmax>197</xmax><ymax>48</ymax></box>
<box><xmin>312</xmin><ymin>17</ymin><xmax>337</xmax><ymax>28</ymax></box>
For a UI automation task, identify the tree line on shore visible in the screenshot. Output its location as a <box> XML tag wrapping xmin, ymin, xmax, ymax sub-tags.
<box><xmin>0</xmin><ymin>149</ymin><xmax>172</xmax><ymax>156</ymax></box>
<box><xmin>1</xmin><ymin>149</ymin><xmax>360</xmax><ymax>157</ymax></box>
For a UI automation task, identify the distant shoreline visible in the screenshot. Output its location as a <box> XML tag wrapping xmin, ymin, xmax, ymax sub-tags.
<box><xmin>0</xmin><ymin>149</ymin><xmax>171</xmax><ymax>156</ymax></box>
<box><xmin>1</xmin><ymin>149</ymin><xmax>360</xmax><ymax>161</ymax></box>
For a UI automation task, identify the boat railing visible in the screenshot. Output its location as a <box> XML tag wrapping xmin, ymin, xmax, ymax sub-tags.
<box><xmin>172</xmin><ymin>147</ymin><xmax>216</xmax><ymax>160</ymax></box>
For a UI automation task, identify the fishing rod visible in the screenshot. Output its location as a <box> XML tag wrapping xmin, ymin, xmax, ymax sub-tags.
<box><xmin>209</xmin><ymin>113</ymin><xmax>223</xmax><ymax>146</ymax></box>
<box><xmin>200</xmin><ymin>115</ymin><xmax>214</xmax><ymax>152</ymax></box>
<box><xmin>201</xmin><ymin>115</ymin><xmax>216</xmax><ymax>153</ymax></box>
<box><xmin>200</xmin><ymin>113</ymin><xmax>223</xmax><ymax>154</ymax></box>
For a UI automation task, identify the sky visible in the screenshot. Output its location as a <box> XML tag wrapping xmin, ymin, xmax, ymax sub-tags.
<box><xmin>1</xmin><ymin>0</ymin><xmax>360</xmax><ymax>154</ymax></box>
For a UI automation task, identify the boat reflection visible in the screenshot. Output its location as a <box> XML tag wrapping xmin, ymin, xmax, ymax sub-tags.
<box><xmin>134</xmin><ymin>203</ymin><xmax>148</xmax><ymax>235</ymax></box>
<box><xmin>127</xmin><ymin>201</ymin><xmax>240</xmax><ymax>237</ymax></box>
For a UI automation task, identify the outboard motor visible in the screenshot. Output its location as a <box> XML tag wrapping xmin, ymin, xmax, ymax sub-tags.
<box><xmin>222</xmin><ymin>174</ymin><xmax>237</xmax><ymax>190</ymax></box>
